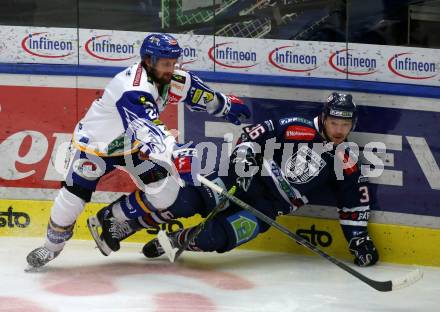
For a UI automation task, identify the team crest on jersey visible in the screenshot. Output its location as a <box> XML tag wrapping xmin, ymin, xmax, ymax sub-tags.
<box><xmin>122</xmin><ymin>107</ymin><xmax>166</xmax><ymax>154</ymax></box>
<box><xmin>285</xmin><ymin>145</ymin><xmax>326</xmax><ymax>184</ymax></box>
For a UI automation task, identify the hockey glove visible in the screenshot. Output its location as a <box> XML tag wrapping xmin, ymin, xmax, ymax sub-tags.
<box><xmin>348</xmin><ymin>235</ymin><xmax>379</xmax><ymax>267</ymax></box>
<box><xmin>215</xmin><ymin>93</ymin><xmax>251</xmax><ymax>125</ymax></box>
<box><xmin>172</xmin><ymin>145</ymin><xmax>199</xmax><ymax>186</ymax></box>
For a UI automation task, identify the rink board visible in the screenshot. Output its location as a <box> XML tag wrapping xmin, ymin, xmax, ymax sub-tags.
<box><xmin>1</xmin><ymin>75</ymin><xmax>440</xmax><ymax>268</ymax></box>
<box><xmin>1</xmin><ymin>198</ymin><xmax>439</xmax><ymax>267</ymax></box>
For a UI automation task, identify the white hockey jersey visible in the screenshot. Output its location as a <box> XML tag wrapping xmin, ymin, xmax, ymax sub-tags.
<box><xmin>72</xmin><ymin>62</ymin><xmax>222</xmax><ymax>158</ymax></box>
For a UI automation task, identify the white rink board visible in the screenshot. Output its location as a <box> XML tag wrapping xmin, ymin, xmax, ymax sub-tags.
<box><xmin>0</xmin><ymin>25</ymin><xmax>439</xmax><ymax>86</ymax></box>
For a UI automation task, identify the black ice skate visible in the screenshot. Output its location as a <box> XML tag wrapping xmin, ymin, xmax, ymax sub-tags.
<box><xmin>142</xmin><ymin>237</ymin><xmax>166</xmax><ymax>259</ymax></box>
<box><xmin>143</xmin><ymin>228</ymin><xmax>195</xmax><ymax>262</ymax></box>
<box><xmin>87</xmin><ymin>204</ymin><xmax>136</xmax><ymax>256</ymax></box>
<box><xmin>26</xmin><ymin>246</ymin><xmax>61</xmax><ymax>270</ymax></box>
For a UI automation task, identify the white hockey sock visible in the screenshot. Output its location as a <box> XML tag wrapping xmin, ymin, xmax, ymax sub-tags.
<box><xmin>44</xmin><ymin>187</ymin><xmax>86</xmax><ymax>251</ymax></box>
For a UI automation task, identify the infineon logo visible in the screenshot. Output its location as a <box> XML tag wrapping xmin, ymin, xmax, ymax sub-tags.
<box><xmin>21</xmin><ymin>32</ymin><xmax>74</xmax><ymax>58</ymax></box>
<box><xmin>388</xmin><ymin>52</ymin><xmax>437</xmax><ymax>80</ymax></box>
<box><xmin>181</xmin><ymin>46</ymin><xmax>197</xmax><ymax>66</ymax></box>
<box><xmin>208</xmin><ymin>42</ymin><xmax>257</xmax><ymax>68</ymax></box>
<box><xmin>329</xmin><ymin>49</ymin><xmax>377</xmax><ymax>75</ymax></box>
<box><xmin>85</xmin><ymin>35</ymin><xmax>136</xmax><ymax>61</ymax></box>
<box><xmin>268</xmin><ymin>45</ymin><xmax>318</xmax><ymax>72</ymax></box>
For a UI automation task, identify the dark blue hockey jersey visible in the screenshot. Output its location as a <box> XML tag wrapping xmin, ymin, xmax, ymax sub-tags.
<box><xmin>240</xmin><ymin>115</ymin><xmax>371</xmax><ymax>242</ymax></box>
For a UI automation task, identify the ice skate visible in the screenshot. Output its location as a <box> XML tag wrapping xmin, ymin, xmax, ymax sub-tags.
<box><xmin>26</xmin><ymin>246</ymin><xmax>61</xmax><ymax>271</ymax></box>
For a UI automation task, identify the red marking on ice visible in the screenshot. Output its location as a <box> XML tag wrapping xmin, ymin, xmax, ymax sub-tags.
<box><xmin>44</xmin><ymin>273</ymin><xmax>117</xmax><ymax>296</ymax></box>
<box><xmin>0</xmin><ymin>296</ymin><xmax>51</xmax><ymax>312</ymax></box>
<box><xmin>42</xmin><ymin>263</ymin><xmax>254</xmax><ymax>296</ymax></box>
<box><xmin>153</xmin><ymin>292</ymin><xmax>216</xmax><ymax>312</ymax></box>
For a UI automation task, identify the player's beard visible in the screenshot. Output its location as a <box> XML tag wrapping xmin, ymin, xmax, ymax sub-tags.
<box><xmin>150</xmin><ymin>67</ymin><xmax>172</xmax><ymax>85</ymax></box>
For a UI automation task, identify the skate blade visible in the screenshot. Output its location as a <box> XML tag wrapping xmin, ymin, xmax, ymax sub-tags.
<box><xmin>87</xmin><ymin>216</ymin><xmax>112</xmax><ymax>256</ymax></box>
<box><xmin>157</xmin><ymin>230</ymin><xmax>178</xmax><ymax>263</ymax></box>
<box><xmin>24</xmin><ymin>265</ymin><xmax>47</xmax><ymax>273</ymax></box>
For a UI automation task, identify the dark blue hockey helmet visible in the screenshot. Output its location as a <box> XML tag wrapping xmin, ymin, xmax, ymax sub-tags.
<box><xmin>140</xmin><ymin>33</ymin><xmax>182</xmax><ymax>63</ymax></box>
<box><xmin>322</xmin><ymin>92</ymin><xmax>358</xmax><ymax>130</ymax></box>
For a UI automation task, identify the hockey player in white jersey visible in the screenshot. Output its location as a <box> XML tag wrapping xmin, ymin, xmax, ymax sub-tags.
<box><xmin>26</xmin><ymin>33</ymin><xmax>250</xmax><ymax>269</ymax></box>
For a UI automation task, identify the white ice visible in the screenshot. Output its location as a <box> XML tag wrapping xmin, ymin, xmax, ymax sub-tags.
<box><xmin>0</xmin><ymin>237</ymin><xmax>438</xmax><ymax>312</ymax></box>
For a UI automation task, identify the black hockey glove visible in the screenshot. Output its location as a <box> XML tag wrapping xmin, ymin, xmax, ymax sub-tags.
<box><xmin>348</xmin><ymin>235</ymin><xmax>379</xmax><ymax>267</ymax></box>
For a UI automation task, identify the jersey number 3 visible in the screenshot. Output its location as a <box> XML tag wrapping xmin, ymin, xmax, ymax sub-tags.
<box><xmin>359</xmin><ymin>186</ymin><xmax>369</xmax><ymax>203</ymax></box>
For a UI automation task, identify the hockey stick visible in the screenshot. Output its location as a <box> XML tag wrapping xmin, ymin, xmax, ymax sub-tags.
<box><xmin>197</xmin><ymin>174</ymin><xmax>423</xmax><ymax>292</ymax></box>
<box><xmin>158</xmin><ymin>185</ymin><xmax>237</xmax><ymax>263</ymax></box>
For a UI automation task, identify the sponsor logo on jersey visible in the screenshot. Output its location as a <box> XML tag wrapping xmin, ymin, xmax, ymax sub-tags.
<box><xmin>170</xmin><ymin>81</ymin><xmax>185</xmax><ymax>92</ymax></box>
<box><xmin>191</xmin><ymin>89</ymin><xmax>214</xmax><ymax>106</ymax></box>
<box><xmin>85</xmin><ymin>35</ymin><xmax>136</xmax><ymax>61</ymax></box>
<box><xmin>329</xmin><ymin>49</ymin><xmax>377</xmax><ymax>75</ymax></box>
<box><xmin>279</xmin><ymin>117</ymin><xmax>313</xmax><ymax>126</ymax></box>
<box><xmin>268</xmin><ymin>45</ymin><xmax>318</xmax><ymax>72</ymax></box>
<box><xmin>133</xmin><ymin>63</ymin><xmax>143</xmax><ymax>86</ymax></box>
<box><xmin>284</xmin><ymin>125</ymin><xmax>316</xmax><ymax>141</ymax></box>
<box><xmin>296</xmin><ymin>225</ymin><xmax>332</xmax><ymax>247</ymax></box>
<box><xmin>285</xmin><ymin>145</ymin><xmax>326</xmax><ymax>184</ymax></box>
<box><xmin>167</xmin><ymin>91</ymin><xmax>182</xmax><ymax>106</ymax></box>
<box><xmin>0</xmin><ymin>207</ymin><xmax>30</xmax><ymax>228</ymax></box>
<box><xmin>339</xmin><ymin>210</ymin><xmax>370</xmax><ymax>222</ymax></box>
<box><xmin>72</xmin><ymin>159</ymin><xmax>104</xmax><ymax>180</ymax></box>
<box><xmin>358</xmin><ymin>175</ymin><xmax>369</xmax><ymax>183</ymax></box>
<box><xmin>268</xmin><ymin>160</ymin><xmax>296</xmax><ymax>199</ymax></box>
<box><xmin>208</xmin><ymin>42</ymin><xmax>257</xmax><ymax>69</ymax></box>
<box><xmin>21</xmin><ymin>32</ymin><xmax>74</xmax><ymax>58</ymax></box>
<box><xmin>107</xmin><ymin>136</ymin><xmax>125</xmax><ymax>155</ymax></box>
<box><xmin>387</xmin><ymin>52</ymin><xmax>437</xmax><ymax>80</ymax></box>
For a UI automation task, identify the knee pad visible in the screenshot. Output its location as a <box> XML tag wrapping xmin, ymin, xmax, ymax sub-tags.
<box><xmin>50</xmin><ymin>187</ymin><xmax>85</xmax><ymax>227</ymax></box>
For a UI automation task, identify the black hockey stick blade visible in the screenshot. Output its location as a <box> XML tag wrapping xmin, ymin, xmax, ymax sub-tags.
<box><xmin>197</xmin><ymin>174</ymin><xmax>423</xmax><ymax>292</ymax></box>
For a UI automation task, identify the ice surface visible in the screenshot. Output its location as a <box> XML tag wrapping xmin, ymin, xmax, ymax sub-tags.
<box><xmin>0</xmin><ymin>237</ymin><xmax>438</xmax><ymax>312</ymax></box>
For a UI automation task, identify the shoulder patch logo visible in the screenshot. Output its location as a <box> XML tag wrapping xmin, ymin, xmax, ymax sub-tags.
<box><xmin>172</xmin><ymin>74</ymin><xmax>186</xmax><ymax>83</ymax></box>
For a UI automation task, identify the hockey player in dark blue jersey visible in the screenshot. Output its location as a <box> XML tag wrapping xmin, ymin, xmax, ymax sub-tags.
<box><xmin>140</xmin><ymin>92</ymin><xmax>379</xmax><ymax>267</ymax></box>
